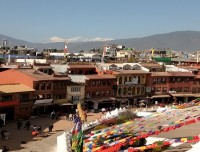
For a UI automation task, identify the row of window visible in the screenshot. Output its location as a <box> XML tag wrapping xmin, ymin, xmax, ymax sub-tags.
<box><xmin>192</xmin><ymin>88</ymin><xmax>200</xmax><ymax>93</ymax></box>
<box><xmin>117</xmin><ymin>87</ymin><xmax>145</xmax><ymax>96</ymax></box>
<box><xmin>118</xmin><ymin>76</ymin><xmax>145</xmax><ymax>84</ymax></box>
<box><xmin>86</xmin><ymin>90</ymin><xmax>111</xmax><ymax>98</ymax></box>
<box><xmin>71</xmin><ymin>87</ymin><xmax>81</xmax><ymax>92</ymax></box>
<box><xmin>34</xmin><ymin>82</ymin><xmax>67</xmax><ymax>90</ymax></box>
<box><xmin>0</xmin><ymin>94</ymin><xmax>29</xmax><ymax>102</ymax></box>
<box><xmin>35</xmin><ymin>94</ymin><xmax>66</xmax><ymax>99</ymax></box>
<box><xmin>86</xmin><ymin>80</ymin><xmax>113</xmax><ymax>86</ymax></box>
<box><xmin>151</xmin><ymin>87</ymin><xmax>190</xmax><ymax>92</ymax></box>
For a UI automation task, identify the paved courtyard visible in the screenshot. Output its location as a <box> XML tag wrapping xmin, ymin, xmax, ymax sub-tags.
<box><xmin>0</xmin><ymin>112</ymin><xmax>101</xmax><ymax>152</ymax></box>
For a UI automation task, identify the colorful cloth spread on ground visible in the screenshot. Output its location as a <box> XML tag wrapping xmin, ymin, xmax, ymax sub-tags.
<box><xmin>83</xmin><ymin>106</ymin><xmax>200</xmax><ymax>152</ymax></box>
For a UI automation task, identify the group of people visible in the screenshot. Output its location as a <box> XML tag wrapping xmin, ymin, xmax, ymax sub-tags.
<box><xmin>17</xmin><ymin>120</ymin><xmax>31</xmax><ymax>130</ymax></box>
<box><xmin>1</xmin><ymin>130</ymin><xmax>9</xmax><ymax>140</ymax></box>
<box><xmin>66</xmin><ymin>111</ymin><xmax>87</xmax><ymax>123</ymax></box>
<box><xmin>50</xmin><ymin>111</ymin><xmax>59</xmax><ymax>120</ymax></box>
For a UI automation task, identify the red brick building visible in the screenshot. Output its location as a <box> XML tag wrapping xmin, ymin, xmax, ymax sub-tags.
<box><xmin>85</xmin><ymin>74</ymin><xmax>116</xmax><ymax>110</ymax></box>
<box><xmin>147</xmin><ymin>72</ymin><xmax>195</xmax><ymax>104</ymax></box>
<box><xmin>67</xmin><ymin>64</ymin><xmax>97</xmax><ymax>75</ymax></box>
<box><xmin>0</xmin><ymin>69</ymin><xmax>71</xmax><ymax>116</ymax></box>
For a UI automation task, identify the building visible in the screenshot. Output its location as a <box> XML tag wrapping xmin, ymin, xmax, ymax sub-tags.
<box><xmin>112</xmin><ymin>70</ymin><xmax>150</xmax><ymax>106</ymax></box>
<box><xmin>67</xmin><ymin>76</ymin><xmax>85</xmax><ymax>105</ymax></box>
<box><xmin>147</xmin><ymin>72</ymin><xmax>195</xmax><ymax>104</ymax></box>
<box><xmin>0</xmin><ymin>84</ymin><xmax>35</xmax><ymax>120</ymax></box>
<box><xmin>192</xmin><ymin>74</ymin><xmax>200</xmax><ymax>98</ymax></box>
<box><xmin>84</xmin><ymin>74</ymin><xmax>116</xmax><ymax>110</ymax></box>
<box><xmin>0</xmin><ymin>69</ymin><xmax>71</xmax><ymax>116</ymax></box>
<box><xmin>67</xmin><ymin>64</ymin><xmax>97</xmax><ymax>75</ymax></box>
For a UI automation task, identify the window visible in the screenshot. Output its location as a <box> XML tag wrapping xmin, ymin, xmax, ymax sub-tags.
<box><xmin>123</xmin><ymin>88</ymin><xmax>127</xmax><ymax>95</ymax></box>
<box><xmin>141</xmin><ymin>87</ymin><xmax>145</xmax><ymax>94</ymax></box>
<box><xmin>137</xmin><ymin>87</ymin><xmax>140</xmax><ymax>94</ymax></box>
<box><xmin>1</xmin><ymin>95</ymin><xmax>12</xmax><ymax>101</ymax></box>
<box><xmin>96</xmin><ymin>91</ymin><xmax>100</xmax><ymax>96</ymax></box>
<box><xmin>47</xmin><ymin>83</ymin><xmax>52</xmax><ymax>90</ymax></box>
<box><xmin>34</xmin><ymin>83</ymin><xmax>39</xmax><ymax>90</ymax></box>
<box><xmin>20</xmin><ymin>94</ymin><xmax>29</xmax><ymax>101</ymax></box>
<box><xmin>41</xmin><ymin>83</ymin><xmax>45</xmax><ymax>90</ymax></box>
<box><xmin>72</xmin><ymin>96</ymin><xmax>80</xmax><ymax>101</ymax></box>
<box><xmin>132</xmin><ymin>87</ymin><xmax>135</xmax><ymax>94</ymax></box>
<box><xmin>129</xmin><ymin>76</ymin><xmax>132</xmax><ymax>82</ymax></box>
<box><xmin>124</xmin><ymin>77</ymin><xmax>127</xmax><ymax>84</ymax></box>
<box><xmin>176</xmin><ymin>87</ymin><xmax>182</xmax><ymax>92</ymax></box>
<box><xmin>183</xmin><ymin>87</ymin><xmax>189</xmax><ymax>92</ymax></box>
<box><xmin>151</xmin><ymin>87</ymin><xmax>155</xmax><ymax>93</ymax></box>
<box><xmin>118</xmin><ymin>88</ymin><xmax>121</xmax><ymax>96</ymax></box>
<box><xmin>102</xmin><ymin>81</ymin><xmax>106</xmax><ymax>85</ymax></box>
<box><xmin>128</xmin><ymin>87</ymin><xmax>131</xmax><ymax>95</ymax></box>
<box><xmin>163</xmin><ymin>87</ymin><xmax>167</xmax><ymax>93</ymax></box>
<box><xmin>193</xmin><ymin>80</ymin><xmax>198</xmax><ymax>84</ymax></box>
<box><xmin>119</xmin><ymin>77</ymin><xmax>122</xmax><ymax>84</ymax></box>
<box><xmin>86</xmin><ymin>92</ymin><xmax>91</xmax><ymax>99</ymax></box>
<box><xmin>71</xmin><ymin>87</ymin><xmax>81</xmax><ymax>92</ymax></box>
<box><xmin>156</xmin><ymin>87</ymin><xmax>161</xmax><ymax>92</ymax></box>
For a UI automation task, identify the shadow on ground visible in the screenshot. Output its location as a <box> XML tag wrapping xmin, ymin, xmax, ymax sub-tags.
<box><xmin>0</xmin><ymin>116</ymin><xmax>60</xmax><ymax>151</ymax></box>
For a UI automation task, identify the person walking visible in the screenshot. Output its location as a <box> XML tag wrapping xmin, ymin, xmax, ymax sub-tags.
<box><xmin>48</xmin><ymin>123</ymin><xmax>54</xmax><ymax>132</ymax></box>
<box><xmin>1</xmin><ymin>130</ymin><xmax>5</xmax><ymax>140</ymax></box>
<box><xmin>50</xmin><ymin>111</ymin><xmax>55</xmax><ymax>120</ymax></box>
<box><xmin>17</xmin><ymin>120</ymin><xmax>22</xmax><ymax>130</ymax></box>
<box><xmin>24</xmin><ymin>121</ymin><xmax>31</xmax><ymax>130</ymax></box>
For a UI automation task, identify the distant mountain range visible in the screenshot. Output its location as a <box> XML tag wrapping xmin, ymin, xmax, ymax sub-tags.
<box><xmin>1</xmin><ymin>31</ymin><xmax>200</xmax><ymax>52</ymax></box>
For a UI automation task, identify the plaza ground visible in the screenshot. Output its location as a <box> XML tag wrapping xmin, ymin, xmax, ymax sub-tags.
<box><xmin>0</xmin><ymin>112</ymin><xmax>101</xmax><ymax>152</ymax></box>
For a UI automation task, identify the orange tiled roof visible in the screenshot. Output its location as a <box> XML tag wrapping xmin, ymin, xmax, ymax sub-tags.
<box><xmin>0</xmin><ymin>84</ymin><xmax>35</xmax><ymax>93</ymax></box>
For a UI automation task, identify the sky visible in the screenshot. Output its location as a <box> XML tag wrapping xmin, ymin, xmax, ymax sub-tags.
<box><xmin>0</xmin><ymin>0</ymin><xmax>200</xmax><ymax>43</ymax></box>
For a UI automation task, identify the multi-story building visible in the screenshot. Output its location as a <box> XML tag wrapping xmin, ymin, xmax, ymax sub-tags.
<box><xmin>85</xmin><ymin>74</ymin><xmax>116</xmax><ymax>110</ymax></box>
<box><xmin>192</xmin><ymin>74</ymin><xmax>200</xmax><ymax>98</ymax></box>
<box><xmin>67</xmin><ymin>75</ymin><xmax>85</xmax><ymax>105</ymax></box>
<box><xmin>67</xmin><ymin>64</ymin><xmax>97</xmax><ymax>75</ymax></box>
<box><xmin>0</xmin><ymin>69</ymin><xmax>71</xmax><ymax>116</ymax></box>
<box><xmin>147</xmin><ymin>72</ymin><xmax>195</xmax><ymax>104</ymax></box>
<box><xmin>0</xmin><ymin>84</ymin><xmax>35</xmax><ymax>120</ymax></box>
<box><xmin>112</xmin><ymin>70</ymin><xmax>150</xmax><ymax>105</ymax></box>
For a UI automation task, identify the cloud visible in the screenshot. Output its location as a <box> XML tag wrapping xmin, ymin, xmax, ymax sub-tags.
<box><xmin>48</xmin><ymin>37</ymin><xmax>66</xmax><ymax>42</ymax></box>
<box><xmin>88</xmin><ymin>37</ymin><xmax>114</xmax><ymax>42</ymax></box>
<box><xmin>48</xmin><ymin>36</ymin><xmax>114</xmax><ymax>43</ymax></box>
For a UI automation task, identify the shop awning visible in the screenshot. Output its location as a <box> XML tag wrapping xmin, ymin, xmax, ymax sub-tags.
<box><xmin>34</xmin><ymin>99</ymin><xmax>53</xmax><ymax>105</ymax></box>
<box><xmin>151</xmin><ymin>95</ymin><xmax>171</xmax><ymax>98</ymax></box>
<box><xmin>170</xmin><ymin>94</ymin><xmax>194</xmax><ymax>97</ymax></box>
<box><xmin>91</xmin><ymin>97</ymin><xmax>116</xmax><ymax>103</ymax></box>
<box><xmin>59</xmin><ymin>103</ymin><xmax>73</xmax><ymax>106</ymax></box>
<box><xmin>193</xmin><ymin>94</ymin><xmax>200</xmax><ymax>97</ymax></box>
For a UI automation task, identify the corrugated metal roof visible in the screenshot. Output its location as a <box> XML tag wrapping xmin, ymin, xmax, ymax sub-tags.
<box><xmin>0</xmin><ymin>84</ymin><xmax>35</xmax><ymax>93</ymax></box>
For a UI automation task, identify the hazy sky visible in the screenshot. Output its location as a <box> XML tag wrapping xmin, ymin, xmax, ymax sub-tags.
<box><xmin>0</xmin><ymin>0</ymin><xmax>200</xmax><ymax>43</ymax></box>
